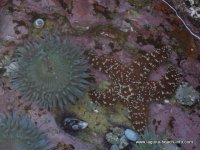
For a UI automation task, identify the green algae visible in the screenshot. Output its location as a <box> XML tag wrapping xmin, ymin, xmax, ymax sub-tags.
<box><xmin>69</xmin><ymin>94</ymin><xmax>131</xmax><ymax>135</ymax></box>
<box><xmin>129</xmin><ymin>9</ymin><xmax>140</xmax><ymax>16</ymax></box>
<box><xmin>0</xmin><ymin>55</ymin><xmax>10</xmax><ymax>70</ymax></box>
<box><xmin>86</xmin><ymin>24</ymin><xmax>129</xmax><ymax>45</ymax></box>
<box><xmin>30</xmin><ymin>19</ymin><xmax>59</xmax><ymax>37</ymax></box>
<box><xmin>124</xmin><ymin>42</ymin><xmax>139</xmax><ymax>55</ymax></box>
<box><xmin>98</xmin><ymin>80</ymin><xmax>112</xmax><ymax>90</ymax></box>
<box><xmin>128</xmin><ymin>0</ymin><xmax>152</xmax><ymax>10</ymax></box>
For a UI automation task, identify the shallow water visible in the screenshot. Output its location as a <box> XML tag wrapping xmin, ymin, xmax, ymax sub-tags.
<box><xmin>0</xmin><ymin>0</ymin><xmax>200</xmax><ymax>150</ymax></box>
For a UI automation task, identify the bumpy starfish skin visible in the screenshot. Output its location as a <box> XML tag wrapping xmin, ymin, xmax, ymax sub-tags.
<box><xmin>87</xmin><ymin>46</ymin><xmax>180</xmax><ymax>132</ymax></box>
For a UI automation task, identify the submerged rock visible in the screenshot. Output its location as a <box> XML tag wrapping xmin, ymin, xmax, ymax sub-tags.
<box><xmin>63</xmin><ymin>118</ymin><xmax>88</xmax><ymax>131</ymax></box>
<box><xmin>111</xmin><ymin>127</ymin><xmax>125</xmax><ymax>137</ymax></box>
<box><xmin>106</xmin><ymin>126</ymin><xmax>133</xmax><ymax>149</ymax></box>
<box><xmin>110</xmin><ymin>144</ymin><xmax>119</xmax><ymax>150</ymax></box>
<box><xmin>124</xmin><ymin>129</ymin><xmax>139</xmax><ymax>142</ymax></box>
<box><xmin>149</xmin><ymin>104</ymin><xmax>200</xmax><ymax>150</ymax></box>
<box><xmin>106</xmin><ymin>133</ymin><xmax>119</xmax><ymax>145</ymax></box>
<box><xmin>175</xmin><ymin>82</ymin><xmax>199</xmax><ymax>106</ymax></box>
<box><xmin>118</xmin><ymin>135</ymin><xmax>129</xmax><ymax>149</ymax></box>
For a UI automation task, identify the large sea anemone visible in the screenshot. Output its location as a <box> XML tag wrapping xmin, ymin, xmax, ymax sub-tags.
<box><xmin>10</xmin><ymin>35</ymin><xmax>90</xmax><ymax>110</ymax></box>
<box><xmin>0</xmin><ymin>113</ymin><xmax>47</xmax><ymax>150</ymax></box>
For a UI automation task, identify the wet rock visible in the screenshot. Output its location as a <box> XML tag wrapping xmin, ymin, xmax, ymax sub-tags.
<box><xmin>185</xmin><ymin>0</ymin><xmax>200</xmax><ymax>19</ymax></box>
<box><xmin>180</xmin><ymin>59</ymin><xmax>200</xmax><ymax>88</ymax></box>
<box><xmin>118</xmin><ymin>135</ymin><xmax>129</xmax><ymax>149</ymax></box>
<box><xmin>176</xmin><ymin>82</ymin><xmax>199</xmax><ymax>106</ymax></box>
<box><xmin>111</xmin><ymin>127</ymin><xmax>124</xmax><ymax>137</ymax></box>
<box><xmin>149</xmin><ymin>103</ymin><xmax>200</xmax><ymax>150</ymax></box>
<box><xmin>106</xmin><ymin>126</ymin><xmax>134</xmax><ymax>149</ymax></box>
<box><xmin>106</xmin><ymin>132</ymin><xmax>119</xmax><ymax>145</ymax></box>
<box><xmin>110</xmin><ymin>144</ymin><xmax>119</xmax><ymax>150</ymax></box>
<box><xmin>63</xmin><ymin>118</ymin><xmax>88</xmax><ymax>131</ymax></box>
<box><xmin>0</xmin><ymin>0</ymin><xmax>8</xmax><ymax>7</ymax></box>
<box><xmin>124</xmin><ymin>129</ymin><xmax>139</xmax><ymax>141</ymax></box>
<box><xmin>160</xmin><ymin>0</ymin><xmax>200</xmax><ymax>37</ymax></box>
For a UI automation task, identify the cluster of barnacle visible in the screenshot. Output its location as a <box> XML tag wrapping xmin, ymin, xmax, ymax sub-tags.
<box><xmin>0</xmin><ymin>34</ymin><xmax>91</xmax><ymax>148</ymax></box>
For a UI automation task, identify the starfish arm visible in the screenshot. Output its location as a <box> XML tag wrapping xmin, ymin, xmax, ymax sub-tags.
<box><xmin>129</xmin><ymin>46</ymin><xmax>172</xmax><ymax>81</ymax></box>
<box><xmin>143</xmin><ymin>67</ymin><xmax>180</xmax><ymax>102</ymax></box>
<box><xmin>127</xmin><ymin>99</ymin><xmax>148</xmax><ymax>133</ymax></box>
<box><xmin>88</xmin><ymin>84</ymin><xmax>120</xmax><ymax>106</ymax></box>
<box><xmin>87</xmin><ymin>51</ymin><xmax>127</xmax><ymax>83</ymax></box>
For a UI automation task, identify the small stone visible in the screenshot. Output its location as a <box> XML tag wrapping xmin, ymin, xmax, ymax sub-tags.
<box><xmin>106</xmin><ymin>133</ymin><xmax>119</xmax><ymax>145</ymax></box>
<box><xmin>63</xmin><ymin>118</ymin><xmax>88</xmax><ymax>131</ymax></box>
<box><xmin>111</xmin><ymin>127</ymin><xmax>125</xmax><ymax>137</ymax></box>
<box><xmin>124</xmin><ymin>129</ymin><xmax>138</xmax><ymax>141</ymax></box>
<box><xmin>164</xmin><ymin>99</ymin><xmax>170</xmax><ymax>104</ymax></box>
<box><xmin>176</xmin><ymin>82</ymin><xmax>199</xmax><ymax>106</ymax></box>
<box><xmin>78</xmin><ymin>121</ymin><xmax>88</xmax><ymax>129</ymax></box>
<box><xmin>110</xmin><ymin>144</ymin><xmax>119</xmax><ymax>150</ymax></box>
<box><xmin>118</xmin><ymin>135</ymin><xmax>129</xmax><ymax>149</ymax></box>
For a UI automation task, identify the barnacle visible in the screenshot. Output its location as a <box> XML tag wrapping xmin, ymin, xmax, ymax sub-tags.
<box><xmin>10</xmin><ymin>35</ymin><xmax>90</xmax><ymax>110</ymax></box>
<box><xmin>0</xmin><ymin>113</ymin><xmax>47</xmax><ymax>150</ymax></box>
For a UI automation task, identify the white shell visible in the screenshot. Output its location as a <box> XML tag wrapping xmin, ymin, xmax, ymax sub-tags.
<box><xmin>78</xmin><ymin>121</ymin><xmax>88</xmax><ymax>129</ymax></box>
<box><xmin>124</xmin><ymin>129</ymin><xmax>138</xmax><ymax>141</ymax></box>
<box><xmin>33</xmin><ymin>18</ymin><xmax>45</xmax><ymax>29</ymax></box>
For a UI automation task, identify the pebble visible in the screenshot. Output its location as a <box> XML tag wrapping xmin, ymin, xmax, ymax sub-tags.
<box><xmin>63</xmin><ymin>118</ymin><xmax>88</xmax><ymax>131</ymax></box>
<box><xmin>110</xmin><ymin>144</ymin><xmax>119</xmax><ymax>150</ymax></box>
<box><xmin>106</xmin><ymin>133</ymin><xmax>119</xmax><ymax>145</ymax></box>
<box><xmin>111</xmin><ymin>127</ymin><xmax>125</xmax><ymax>137</ymax></box>
<box><xmin>118</xmin><ymin>135</ymin><xmax>129</xmax><ymax>149</ymax></box>
<box><xmin>176</xmin><ymin>82</ymin><xmax>199</xmax><ymax>106</ymax></box>
<box><xmin>124</xmin><ymin>129</ymin><xmax>138</xmax><ymax>141</ymax></box>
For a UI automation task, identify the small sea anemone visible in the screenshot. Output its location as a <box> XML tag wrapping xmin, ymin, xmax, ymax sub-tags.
<box><xmin>10</xmin><ymin>35</ymin><xmax>90</xmax><ymax>110</ymax></box>
<box><xmin>135</xmin><ymin>129</ymin><xmax>163</xmax><ymax>150</ymax></box>
<box><xmin>0</xmin><ymin>113</ymin><xmax>47</xmax><ymax>150</ymax></box>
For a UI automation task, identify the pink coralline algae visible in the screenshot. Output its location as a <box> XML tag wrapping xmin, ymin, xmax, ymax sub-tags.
<box><xmin>87</xmin><ymin>46</ymin><xmax>180</xmax><ymax>133</ymax></box>
<box><xmin>0</xmin><ymin>0</ymin><xmax>8</xmax><ymax>7</ymax></box>
<box><xmin>149</xmin><ymin>103</ymin><xmax>200</xmax><ymax>150</ymax></box>
<box><xmin>180</xmin><ymin>58</ymin><xmax>200</xmax><ymax>88</ymax></box>
<box><xmin>0</xmin><ymin>10</ymin><xmax>29</xmax><ymax>43</ymax></box>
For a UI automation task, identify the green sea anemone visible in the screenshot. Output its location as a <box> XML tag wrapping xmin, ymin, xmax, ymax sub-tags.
<box><xmin>10</xmin><ymin>35</ymin><xmax>90</xmax><ymax>110</ymax></box>
<box><xmin>0</xmin><ymin>113</ymin><xmax>47</xmax><ymax>150</ymax></box>
<box><xmin>135</xmin><ymin>129</ymin><xmax>163</xmax><ymax>150</ymax></box>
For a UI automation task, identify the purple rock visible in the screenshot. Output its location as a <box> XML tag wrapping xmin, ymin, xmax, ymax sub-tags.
<box><xmin>149</xmin><ymin>103</ymin><xmax>200</xmax><ymax>150</ymax></box>
<box><xmin>180</xmin><ymin>58</ymin><xmax>200</xmax><ymax>88</ymax></box>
